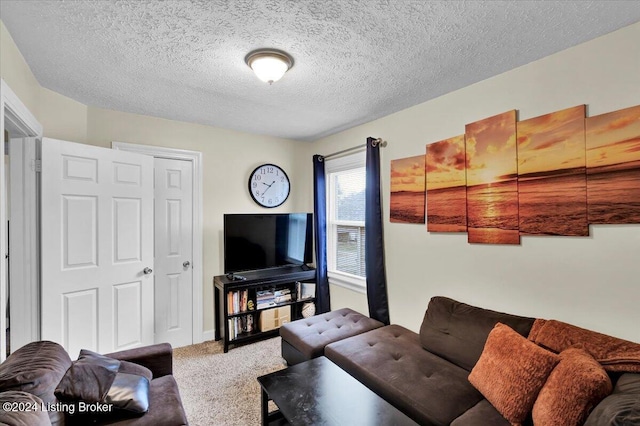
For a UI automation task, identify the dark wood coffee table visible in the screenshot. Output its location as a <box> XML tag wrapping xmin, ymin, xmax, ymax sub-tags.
<box><xmin>257</xmin><ymin>356</ymin><xmax>418</xmax><ymax>426</ymax></box>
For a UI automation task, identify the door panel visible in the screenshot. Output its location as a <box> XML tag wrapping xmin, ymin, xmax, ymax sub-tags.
<box><xmin>62</xmin><ymin>195</ymin><xmax>98</xmax><ymax>269</ymax></box>
<box><xmin>154</xmin><ymin>158</ymin><xmax>193</xmax><ymax>347</ymax></box>
<box><xmin>41</xmin><ymin>137</ymin><xmax>154</xmax><ymax>355</ymax></box>
<box><xmin>63</xmin><ymin>288</ymin><xmax>98</xmax><ymax>357</ymax></box>
<box><xmin>114</xmin><ymin>281</ymin><xmax>142</xmax><ymax>348</ymax></box>
<box><xmin>113</xmin><ymin>198</ymin><xmax>141</xmax><ymax>263</ymax></box>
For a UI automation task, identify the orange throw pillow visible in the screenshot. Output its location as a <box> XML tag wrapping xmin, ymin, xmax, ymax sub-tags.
<box><xmin>468</xmin><ymin>323</ymin><xmax>560</xmax><ymax>425</ymax></box>
<box><xmin>532</xmin><ymin>348</ymin><xmax>612</xmax><ymax>426</ymax></box>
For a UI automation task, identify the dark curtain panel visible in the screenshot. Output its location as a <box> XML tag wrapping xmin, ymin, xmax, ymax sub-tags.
<box><xmin>313</xmin><ymin>155</ymin><xmax>331</xmax><ymax>314</ymax></box>
<box><xmin>365</xmin><ymin>137</ymin><xmax>390</xmax><ymax>325</ymax></box>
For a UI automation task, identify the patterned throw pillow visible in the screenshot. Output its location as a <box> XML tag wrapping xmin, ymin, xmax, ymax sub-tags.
<box><xmin>468</xmin><ymin>323</ymin><xmax>560</xmax><ymax>425</ymax></box>
<box><xmin>533</xmin><ymin>348</ymin><xmax>612</xmax><ymax>426</ymax></box>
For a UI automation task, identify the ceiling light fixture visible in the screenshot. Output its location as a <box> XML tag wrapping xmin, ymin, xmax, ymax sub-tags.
<box><xmin>245</xmin><ymin>49</ymin><xmax>294</xmax><ymax>85</ymax></box>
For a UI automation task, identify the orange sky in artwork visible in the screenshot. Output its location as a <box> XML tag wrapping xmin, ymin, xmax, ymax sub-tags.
<box><xmin>586</xmin><ymin>105</ymin><xmax>640</xmax><ymax>168</ymax></box>
<box><xmin>426</xmin><ymin>135</ymin><xmax>466</xmax><ymax>190</ymax></box>
<box><xmin>390</xmin><ymin>155</ymin><xmax>425</xmax><ymax>192</ymax></box>
<box><xmin>517</xmin><ymin>105</ymin><xmax>586</xmax><ymax>175</ymax></box>
<box><xmin>465</xmin><ymin>110</ymin><xmax>517</xmax><ymax>186</ymax></box>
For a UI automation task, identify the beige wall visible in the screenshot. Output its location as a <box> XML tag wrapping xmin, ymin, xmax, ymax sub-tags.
<box><xmin>308</xmin><ymin>22</ymin><xmax>640</xmax><ymax>342</ymax></box>
<box><xmin>39</xmin><ymin>88</ymin><xmax>88</xmax><ymax>143</ymax></box>
<box><xmin>0</xmin><ymin>21</ymin><xmax>40</xmax><ymax>116</ymax></box>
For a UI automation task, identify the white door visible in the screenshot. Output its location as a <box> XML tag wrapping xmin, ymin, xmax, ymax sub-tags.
<box><xmin>40</xmin><ymin>138</ymin><xmax>154</xmax><ymax>356</ymax></box>
<box><xmin>154</xmin><ymin>158</ymin><xmax>193</xmax><ymax>347</ymax></box>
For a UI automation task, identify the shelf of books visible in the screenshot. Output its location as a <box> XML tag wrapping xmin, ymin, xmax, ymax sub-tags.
<box><xmin>213</xmin><ymin>266</ymin><xmax>316</xmax><ymax>352</ymax></box>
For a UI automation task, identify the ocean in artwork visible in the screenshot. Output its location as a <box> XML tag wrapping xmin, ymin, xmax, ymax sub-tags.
<box><xmin>519</xmin><ymin>170</ymin><xmax>589</xmax><ymax>236</ymax></box>
<box><xmin>466</xmin><ymin>179</ymin><xmax>520</xmax><ymax>244</ymax></box>
<box><xmin>390</xmin><ymin>191</ymin><xmax>426</xmax><ymax>224</ymax></box>
<box><xmin>426</xmin><ymin>186</ymin><xmax>467</xmax><ymax>232</ymax></box>
<box><xmin>587</xmin><ymin>162</ymin><xmax>640</xmax><ymax>224</ymax></box>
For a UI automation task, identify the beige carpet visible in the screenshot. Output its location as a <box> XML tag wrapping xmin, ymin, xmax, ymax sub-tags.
<box><xmin>173</xmin><ymin>337</ymin><xmax>286</xmax><ymax>426</ymax></box>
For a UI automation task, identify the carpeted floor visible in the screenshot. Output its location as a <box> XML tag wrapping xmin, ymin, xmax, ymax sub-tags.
<box><xmin>173</xmin><ymin>337</ymin><xmax>286</xmax><ymax>426</ymax></box>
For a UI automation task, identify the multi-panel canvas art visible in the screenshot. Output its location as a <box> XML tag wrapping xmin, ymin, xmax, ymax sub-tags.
<box><xmin>390</xmin><ymin>155</ymin><xmax>426</xmax><ymax>224</ymax></box>
<box><xmin>586</xmin><ymin>105</ymin><xmax>640</xmax><ymax>224</ymax></box>
<box><xmin>465</xmin><ymin>111</ymin><xmax>520</xmax><ymax>244</ymax></box>
<box><xmin>415</xmin><ymin>103</ymin><xmax>640</xmax><ymax>245</ymax></box>
<box><xmin>425</xmin><ymin>135</ymin><xmax>467</xmax><ymax>232</ymax></box>
<box><xmin>517</xmin><ymin>105</ymin><xmax>588</xmax><ymax>236</ymax></box>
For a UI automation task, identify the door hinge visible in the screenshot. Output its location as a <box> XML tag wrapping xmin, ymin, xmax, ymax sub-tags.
<box><xmin>31</xmin><ymin>159</ymin><xmax>42</xmax><ymax>173</ymax></box>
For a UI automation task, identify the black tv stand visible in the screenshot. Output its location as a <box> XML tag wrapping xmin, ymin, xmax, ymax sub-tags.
<box><xmin>214</xmin><ymin>265</ymin><xmax>316</xmax><ymax>352</ymax></box>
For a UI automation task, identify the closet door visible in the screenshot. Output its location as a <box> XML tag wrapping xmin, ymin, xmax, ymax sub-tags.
<box><xmin>40</xmin><ymin>137</ymin><xmax>154</xmax><ymax>356</ymax></box>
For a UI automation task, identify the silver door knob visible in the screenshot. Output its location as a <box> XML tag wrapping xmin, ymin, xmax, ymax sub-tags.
<box><xmin>183</xmin><ymin>261</ymin><xmax>191</xmax><ymax>268</ymax></box>
<box><xmin>143</xmin><ymin>267</ymin><xmax>153</xmax><ymax>275</ymax></box>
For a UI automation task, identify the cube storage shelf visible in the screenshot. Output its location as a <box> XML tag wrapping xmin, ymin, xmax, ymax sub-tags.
<box><xmin>214</xmin><ymin>265</ymin><xmax>316</xmax><ymax>352</ymax></box>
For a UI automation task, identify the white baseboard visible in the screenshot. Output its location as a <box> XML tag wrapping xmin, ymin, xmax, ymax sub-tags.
<box><xmin>201</xmin><ymin>329</ymin><xmax>215</xmax><ymax>343</ymax></box>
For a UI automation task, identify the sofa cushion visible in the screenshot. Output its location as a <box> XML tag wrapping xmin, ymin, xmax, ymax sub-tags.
<box><xmin>584</xmin><ymin>373</ymin><xmax>640</xmax><ymax>426</ymax></box>
<box><xmin>0</xmin><ymin>341</ymin><xmax>72</xmax><ymax>426</ymax></box>
<box><xmin>65</xmin><ymin>375</ymin><xmax>188</xmax><ymax>426</ymax></box>
<box><xmin>279</xmin><ymin>308</ymin><xmax>384</xmax><ymax>362</ymax></box>
<box><xmin>468</xmin><ymin>323</ymin><xmax>560</xmax><ymax>425</ymax></box>
<box><xmin>55</xmin><ymin>349</ymin><xmax>121</xmax><ymax>403</ymax></box>
<box><xmin>532</xmin><ymin>348</ymin><xmax>612</xmax><ymax>426</ymax></box>
<box><xmin>56</xmin><ymin>349</ymin><xmax>151</xmax><ymax>415</ymax></box>
<box><xmin>0</xmin><ymin>391</ymin><xmax>51</xmax><ymax>426</ymax></box>
<box><xmin>325</xmin><ymin>324</ymin><xmax>484</xmax><ymax>425</ymax></box>
<box><xmin>450</xmin><ymin>400</ymin><xmax>514</xmax><ymax>426</ymax></box>
<box><xmin>420</xmin><ymin>296</ymin><xmax>535</xmax><ymax>371</ymax></box>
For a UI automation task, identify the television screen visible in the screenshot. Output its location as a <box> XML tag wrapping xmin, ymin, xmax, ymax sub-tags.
<box><xmin>224</xmin><ymin>213</ymin><xmax>313</xmax><ymax>273</ymax></box>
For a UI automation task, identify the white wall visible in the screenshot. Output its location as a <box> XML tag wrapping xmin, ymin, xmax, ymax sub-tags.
<box><xmin>307</xmin><ymin>22</ymin><xmax>640</xmax><ymax>343</ymax></box>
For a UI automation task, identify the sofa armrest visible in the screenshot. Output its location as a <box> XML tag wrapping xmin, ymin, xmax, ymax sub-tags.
<box><xmin>105</xmin><ymin>343</ymin><xmax>173</xmax><ymax>378</ymax></box>
<box><xmin>585</xmin><ymin>373</ymin><xmax>640</xmax><ymax>425</ymax></box>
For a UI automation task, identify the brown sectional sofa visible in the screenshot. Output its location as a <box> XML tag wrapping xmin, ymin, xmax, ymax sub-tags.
<box><xmin>321</xmin><ymin>296</ymin><xmax>640</xmax><ymax>425</ymax></box>
<box><xmin>0</xmin><ymin>341</ymin><xmax>188</xmax><ymax>426</ymax></box>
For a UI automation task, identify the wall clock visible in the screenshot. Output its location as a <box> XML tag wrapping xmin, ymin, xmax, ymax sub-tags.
<box><xmin>248</xmin><ymin>163</ymin><xmax>290</xmax><ymax>208</ymax></box>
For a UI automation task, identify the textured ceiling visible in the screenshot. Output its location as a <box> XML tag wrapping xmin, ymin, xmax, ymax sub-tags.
<box><xmin>1</xmin><ymin>1</ymin><xmax>639</xmax><ymax>142</ymax></box>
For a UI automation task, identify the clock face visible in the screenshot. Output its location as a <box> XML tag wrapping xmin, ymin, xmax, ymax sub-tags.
<box><xmin>248</xmin><ymin>164</ymin><xmax>290</xmax><ymax>208</ymax></box>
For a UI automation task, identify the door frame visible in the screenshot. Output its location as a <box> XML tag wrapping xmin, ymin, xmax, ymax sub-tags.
<box><xmin>112</xmin><ymin>142</ymin><xmax>206</xmax><ymax>344</ymax></box>
<box><xmin>0</xmin><ymin>79</ymin><xmax>43</xmax><ymax>360</ymax></box>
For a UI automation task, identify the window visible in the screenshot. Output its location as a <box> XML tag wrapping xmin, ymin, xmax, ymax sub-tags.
<box><xmin>325</xmin><ymin>151</ymin><xmax>366</xmax><ymax>291</ymax></box>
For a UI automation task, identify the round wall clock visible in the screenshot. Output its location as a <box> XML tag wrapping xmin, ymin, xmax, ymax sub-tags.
<box><xmin>248</xmin><ymin>163</ymin><xmax>290</xmax><ymax>208</ymax></box>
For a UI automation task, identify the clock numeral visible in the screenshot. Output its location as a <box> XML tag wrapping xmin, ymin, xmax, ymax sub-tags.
<box><xmin>255</xmin><ymin>191</ymin><xmax>260</xmax><ymax>196</ymax></box>
<box><xmin>254</xmin><ymin>175</ymin><xmax>261</xmax><ymax>181</ymax></box>
<box><xmin>252</xmin><ymin>182</ymin><xmax>257</xmax><ymax>188</ymax></box>
<box><xmin>280</xmin><ymin>176</ymin><xmax>284</xmax><ymax>182</ymax></box>
<box><xmin>275</xmin><ymin>197</ymin><xmax>279</xmax><ymax>203</ymax></box>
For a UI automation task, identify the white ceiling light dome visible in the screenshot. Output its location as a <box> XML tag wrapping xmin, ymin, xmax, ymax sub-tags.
<box><xmin>245</xmin><ymin>49</ymin><xmax>294</xmax><ymax>85</ymax></box>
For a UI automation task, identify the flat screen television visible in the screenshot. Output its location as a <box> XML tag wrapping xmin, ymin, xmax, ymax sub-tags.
<box><xmin>224</xmin><ymin>213</ymin><xmax>313</xmax><ymax>273</ymax></box>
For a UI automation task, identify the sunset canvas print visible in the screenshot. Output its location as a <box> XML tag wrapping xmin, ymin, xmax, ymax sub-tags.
<box><xmin>586</xmin><ymin>104</ymin><xmax>640</xmax><ymax>224</ymax></box>
<box><xmin>517</xmin><ymin>105</ymin><xmax>588</xmax><ymax>236</ymax></box>
<box><xmin>426</xmin><ymin>135</ymin><xmax>467</xmax><ymax>232</ymax></box>
<box><xmin>465</xmin><ymin>110</ymin><xmax>520</xmax><ymax>244</ymax></box>
<box><xmin>390</xmin><ymin>155</ymin><xmax>426</xmax><ymax>224</ymax></box>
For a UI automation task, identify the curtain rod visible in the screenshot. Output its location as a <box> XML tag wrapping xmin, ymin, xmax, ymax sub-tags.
<box><xmin>320</xmin><ymin>137</ymin><xmax>387</xmax><ymax>161</ymax></box>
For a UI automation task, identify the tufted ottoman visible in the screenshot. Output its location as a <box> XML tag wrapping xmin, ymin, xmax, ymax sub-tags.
<box><xmin>279</xmin><ymin>307</ymin><xmax>384</xmax><ymax>365</ymax></box>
